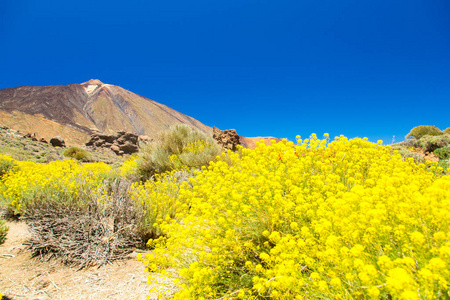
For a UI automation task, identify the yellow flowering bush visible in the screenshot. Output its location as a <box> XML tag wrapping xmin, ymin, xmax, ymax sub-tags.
<box><xmin>129</xmin><ymin>169</ymin><xmax>191</xmax><ymax>240</ymax></box>
<box><xmin>140</xmin><ymin>135</ymin><xmax>450</xmax><ymax>299</ymax></box>
<box><xmin>0</xmin><ymin>157</ymin><xmax>112</xmax><ymax>214</ymax></box>
<box><xmin>119</xmin><ymin>154</ymin><xmax>139</xmax><ymax>178</ymax></box>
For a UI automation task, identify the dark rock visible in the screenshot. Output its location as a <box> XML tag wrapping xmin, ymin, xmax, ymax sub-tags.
<box><xmin>119</xmin><ymin>142</ymin><xmax>139</xmax><ymax>154</ymax></box>
<box><xmin>39</xmin><ymin>138</ymin><xmax>48</xmax><ymax>143</ymax></box>
<box><xmin>97</xmin><ymin>134</ymin><xmax>116</xmax><ymax>143</ymax></box>
<box><xmin>50</xmin><ymin>136</ymin><xmax>65</xmax><ymax>147</ymax></box>
<box><xmin>110</xmin><ymin>145</ymin><xmax>120</xmax><ymax>154</ymax></box>
<box><xmin>85</xmin><ymin>131</ymin><xmax>139</xmax><ymax>155</ymax></box>
<box><xmin>117</xmin><ymin>132</ymin><xmax>138</xmax><ymax>145</ymax></box>
<box><xmin>94</xmin><ymin>140</ymin><xmax>105</xmax><ymax>147</ymax></box>
<box><xmin>85</xmin><ymin>135</ymin><xmax>99</xmax><ymax>146</ymax></box>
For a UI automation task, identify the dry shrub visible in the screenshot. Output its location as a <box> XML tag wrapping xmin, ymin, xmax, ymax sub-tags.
<box><xmin>138</xmin><ymin>125</ymin><xmax>222</xmax><ymax>179</ymax></box>
<box><xmin>23</xmin><ymin>178</ymin><xmax>143</xmax><ymax>268</ymax></box>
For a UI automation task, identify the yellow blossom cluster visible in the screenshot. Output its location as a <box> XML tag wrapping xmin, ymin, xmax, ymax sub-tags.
<box><xmin>183</xmin><ymin>140</ymin><xmax>211</xmax><ymax>154</ymax></box>
<box><xmin>0</xmin><ymin>156</ymin><xmax>112</xmax><ymax>214</ymax></box>
<box><xmin>140</xmin><ymin>135</ymin><xmax>450</xmax><ymax>299</ymax></box>
<box><xmin>119</xmin><ymin>154</ymin><xmax>139</xmax><ymax>177</ymax></box>
<box><xmin>129</xmin><ymin>169</ymin><xmax>189</xmax><ymax>239</ymax></box>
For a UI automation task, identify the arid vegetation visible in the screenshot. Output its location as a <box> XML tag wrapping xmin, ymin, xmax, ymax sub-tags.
<box><xmin>391</xmin><ymin>125</ymin><xmax>450</xmax><ymax>171</ymax></box>
<box><xmin>1</xmin><ymin>125</ymin><xmax>450</xmax><ymax>299</ymax></box>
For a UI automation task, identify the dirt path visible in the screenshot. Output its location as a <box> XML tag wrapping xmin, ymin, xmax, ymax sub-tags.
<box><xmin>0</xmin><ymin>221</ymin><xmax>171</xmax><ymax>300</ymax></box>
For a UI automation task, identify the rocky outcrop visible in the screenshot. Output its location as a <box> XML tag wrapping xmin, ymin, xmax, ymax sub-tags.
<box><xmin>50</xmin><ymin>136</ymin><xmax>66</xmax><ymax>147</ymax></box>
<box><xmin>85</xmin><ymin>131</ymin><xmax>140</xmax><ymax>155</ymax></box>
<box><xmin>213</xmin><ymin>127</ymin><xmax>241</xmax><ymax>151</ymax></box>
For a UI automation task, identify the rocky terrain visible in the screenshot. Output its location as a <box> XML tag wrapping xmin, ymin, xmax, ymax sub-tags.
<box><xmin>0</xmin><ymin>125</ymin><xmax>122</xmax><ymax>164</ymax></box>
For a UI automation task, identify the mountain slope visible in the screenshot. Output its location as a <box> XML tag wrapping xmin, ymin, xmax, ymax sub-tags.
<box><xmin>0</xmin><ymin>79</ymin><xmax>211</xmax><ymax>145</ymax></box>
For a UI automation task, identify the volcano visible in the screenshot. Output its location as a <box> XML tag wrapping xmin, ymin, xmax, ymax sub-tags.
<box><xmin>0</xmin><ymin>79</ymin><xmax>211</xmax><ymax>145</ymax></box>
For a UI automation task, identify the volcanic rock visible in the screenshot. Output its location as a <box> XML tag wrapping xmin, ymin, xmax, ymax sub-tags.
<box><xmin>86</xmin><ymin>131</ymin><xmax>140</xmax><ymax>155</ymax></box>
<box><xmin>213</xmin><ymin>127</ymin><xmax>241</xmax><ymax>151</ymax></box>
<box><xmin>50</xmin><ymin>136</ymin><xmax>66</xmax><ymax>147</ymax></box>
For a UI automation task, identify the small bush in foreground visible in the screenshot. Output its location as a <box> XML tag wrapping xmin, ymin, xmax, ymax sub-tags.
<box><xmin>138</xmin><ymin>125</ymin><xmax>222</xmax><ymax>179</ymax></box>
<box><xmin>0</xmin><ymin>218</ymin><xmax>8</xmax><ymax>245</ymax></box>
<box><xmin>63</xmin><ymin>147</ymin><xmax>89</xmax><ymax>161</ymax></box>
<box><xmin>406</xmin><ymin>125</ymin><xmax>443</xmax><ymax>139</ymax></box>
<box><xmin>140</xmin><ymin>135</ymin><xmax>449</xmax><ymax>299</ymax></box>
<box><xmin>24</xmin><ymin>177</ymin><xmax>142</xmax><ymax>268</ymax></box>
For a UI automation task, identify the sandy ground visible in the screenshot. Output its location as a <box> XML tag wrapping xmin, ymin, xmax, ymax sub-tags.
<box><xmin>0</xmin><ymin>221</ymin><xmax>173</xmax><ymax>300</ymax></box>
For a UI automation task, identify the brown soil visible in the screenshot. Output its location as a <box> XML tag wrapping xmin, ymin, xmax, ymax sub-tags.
<box><xmin>0</xmin><ymin>221</ymin><xmax>170</xmax><ymax>300</ymax></box>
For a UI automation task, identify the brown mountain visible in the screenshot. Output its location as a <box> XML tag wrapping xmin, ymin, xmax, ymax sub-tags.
<box><xmin>0</xmin><ymin>79</ymin><xmax>212</xmax><ymax>145</ymax></box>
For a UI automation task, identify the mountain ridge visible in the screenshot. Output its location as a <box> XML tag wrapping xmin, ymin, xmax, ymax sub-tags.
<box><xmin>0</xmin><ymin>80</ymin><xmax>212</xmax><ymax>145</ymax></box>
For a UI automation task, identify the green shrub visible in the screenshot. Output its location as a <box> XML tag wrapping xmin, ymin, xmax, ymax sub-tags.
<box><xmin>419</xmin><ymin>135</ymin><xmax>450</xmax><ymax>153</ymax></box>
<box><xmin>0</xmin><ymin>218</ymin><xmax>8</xmax><ymax>245</ymax></box>
<box><xmin>63</xmin><ymin>147</ymin><xmax>89</xmax><ymax>161</ymax></box>
<box><xmin>434</xmin><ymin>146</ymin><xmax>450</xmax><ymax>159</ymax></box>
<box><xmin>138</xmin><ymin>125</ymin><xmax>222</xmax><ymax>179</ymax></box>
<box><xmin>444</xmin><ymin>127</ymin><xmax>450</xmax><ymax>134</ymax></box>
<box><xmin>406</xmin><ymin>125</ymin><xmax>443</xmax><ymax>139</ymax></box>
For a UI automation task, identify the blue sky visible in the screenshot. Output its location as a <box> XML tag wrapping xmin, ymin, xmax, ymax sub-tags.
<box><xmin>1</xmin><ymin>0</ymin><xmax>449</xmax><ymax>143</ymax></box>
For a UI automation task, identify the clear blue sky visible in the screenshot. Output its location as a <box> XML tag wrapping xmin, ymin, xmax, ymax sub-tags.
<box><xmin>1</xmin><ymin>0</ymin><xmax>449</xmax><ymax>143</ymax></box>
